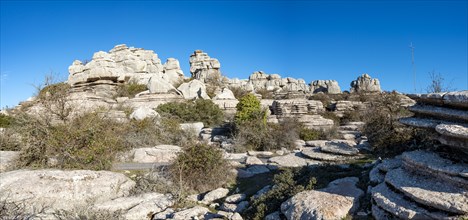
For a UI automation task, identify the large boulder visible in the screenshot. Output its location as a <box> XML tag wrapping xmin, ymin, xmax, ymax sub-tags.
<box><xmin>281</xmin><ymin>177</ymin><xmax>363</xmax><ymax>220</ymax></box>
<box><xmin>147</xmin><ymin>74</ymin><xmax>180</xmax><ymax>94</ymax></box>
<box><xmin>129</xmin><ymin>106</ymin><xmax>159</xmax><ymax>121</ymax></box>
<box><xmin>350</xmin><ymin>73</ymin><xmax>381</xmax><ymax>93</ymax></box>
<box><xmin>310</xmin><ymin>80</ymin><xmax>341</xmax><ymax>94</ymax></box>
<box><xmin>177</xmin><ymin>79</ymin><xmax>210</xmax><ymax>99</ymax></box>
<box><xmin>163</xmin><ymin>58</ymin><xmax>185</xmax><ymax>86</ymax></box>
<box><xmin>0</xmin><ymin>169</ymin><xmax>135</xmax><ymax>213</ymax></box>
<box><xmin>213</xmin><ymin>88</ymin><xmax>236</xmax><ymax>100</ymax></box>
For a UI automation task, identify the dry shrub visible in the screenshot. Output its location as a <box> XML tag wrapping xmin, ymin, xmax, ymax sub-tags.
<box><xmin>363</xmin><ymin>92</ymin><xmax>415</xmax><ymax>156</ymax></box>
<box><xmin>115</xmin><ymin>81</ymin><xmax>147</xmax><ymax>98</ymax></box>
<box><xmin>255</xmin><ymin>88</ymin><xmax>274</xmax><ymax>99</ymax></box>
<box><xmin>228</xmin><ymin>86</ymin><xmax>249</xmax><ymax>100</ymax></box>
<box><xmin>170</xmin><ymin>144</ymin><xmax>233</xmax><ymax>194</ymax></box>
<box><xmin>309</xmin><ymin>93</ymin><xmax>332</xmax><ymax>109</ymax></box>
<box><xmin>157</xmin><ymin>99</ymin><xmax>224</xmax><ymax>127</ymax></box>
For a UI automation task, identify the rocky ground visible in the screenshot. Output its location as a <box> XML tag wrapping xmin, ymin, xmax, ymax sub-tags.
<box><xmin>1</xmin><ymin>44</ymin><xmax>466</xmax><ymax>219</ymax></box>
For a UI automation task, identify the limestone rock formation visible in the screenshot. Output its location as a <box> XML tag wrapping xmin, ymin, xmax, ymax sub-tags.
<box><xmin>129</xmin><ymin>106</ymin><xmax>159</xmax><ymax>121</ymax></box>
<box><xmin>213</xmin><ymin>88</ymin><xmax>239</xmax><ymax>114</ymax></box>
<box><xmin>371</xmin><ymin>91</ymin><xmax>468</xmax><ymax>219</ymax></box>
<box><xmin>0</xmin><ymin>169</ymin><xmax>135</xmax><ymax>213</ymax></box>
<box><xmin>130</xmin><ymin>145</ymin><xmax>181</xmax><ymax>163</ymax></box>
<box><xmin>271</xmin><ymin>99</ymin><xmax>324</xmax><ymax>116</ymax></box>
<box><xmin>68</xmin><ymin>44</ymin><xmax>183</xmax><ymax>87</ymax></box>
<box><xmin>310</xmin><ymin>80</ymin><xmax>341</xmax><ymax>94</ymax></box>
<box><xmin>350</xmin><ymin>73</ymin><xmax>381</xmax><ymax>93</ymax></box>
<box><xmin>281</xmin><ymin>177</ymin><xmax>363</xmax><ymax>220</ymax></box>
<box><xmin>177</xmin><ymin>79</ymin><xmax>210</xmax><ymax>99</ymax></box>
<box><xmin>0</xmin><ymin>151</ymin><xmax>19</xmax><ymax>172</ymax></box>
<box><xmin>189</xmin><ymin>50</ymin><xmax>221</xmax><ymax>83</ymax></box>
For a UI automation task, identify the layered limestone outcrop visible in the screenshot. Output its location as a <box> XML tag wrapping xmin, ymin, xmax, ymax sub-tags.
<box><xmin>189</xmin><ymin>50</ymin><xmax>221</xmax><ymax>83</ymax></box>
<box><xmin>350</xmin><ymin>73</ymin><xmax>381</xmax><ymax>93</ymax></box>
<box><xmin>68</xmin><ymin>44</ymin><xmax>184</xmax><ymax>87</ymax></box>
<box><xmin>310</xmin><ymin>80</ymin><xmax>341</xmax><ymax>94</ymax></box>
<box><xmin>370</xmin><ymin>90</ymin><xmax>468</xmax><ymax>219</ymax></box>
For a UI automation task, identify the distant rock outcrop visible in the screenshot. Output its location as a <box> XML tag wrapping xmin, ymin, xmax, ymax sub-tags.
<box><xmin>310</xmin><ymin>80</ymin><xmax>341</xmax><ymax>94</ymax></box>
<box><xmin>68</xmin><ymin>44</ymin><xmax>184</xmax><ymax>87</ymax></box>
<box><xmin>189</xmin><ymin>50</ymin><xmax>221</xmax><ymax>83</ymax></box>
<box><xmin>350</xmin><ymin>73</ymin><xmax>381</xmax><ymax>93</ymax></box>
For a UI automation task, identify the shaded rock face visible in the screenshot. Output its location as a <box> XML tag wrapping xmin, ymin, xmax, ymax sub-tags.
<box><xmin>0</xmin><ymin>170</ymin><xmax>135</xmax><ymax>213</ymax></box>
<box><xmin>177</xmin><ymin>79</ymin><xmax>210</xmax><ymax>99</ymax></box>
<box><xmin>310</xmin><ymin>80</ymin><xmax>341</xmax><ymax>94</ymax></box>
<box><xmin>373</xmin><ymin>91</ymin><xmax>468</xmax><ymax>219</ymax></box>
<box><xmin>350</xmin><ymin>73</ymin><xmax>381</xmax><ymax>93</ymax></box>
<box><xmin>68</xmin><ymin>44</ymin><xmax>184</xmax><ymax>87</ymax></box>
<box><xmin>189</xmin><ymin>50</ymin><xmax>221</xmax><ymax>83</ymax></box>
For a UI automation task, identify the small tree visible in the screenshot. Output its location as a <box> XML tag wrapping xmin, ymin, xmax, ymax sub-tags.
<box><xmin>235</xmin><ymin>93</ymin><xmax>264</xmax><ymax>124</ymax></box>
<box><xmin>426</xmin><ymin>70</ymin><xmax>451</xmax><ymax>93</ymax></box>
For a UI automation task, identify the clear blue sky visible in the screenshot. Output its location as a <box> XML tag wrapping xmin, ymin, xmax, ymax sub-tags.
<box><xmin>1</xmin><ymin>0</ymin><xmax>467</xmax><ymax>108</ymax></box>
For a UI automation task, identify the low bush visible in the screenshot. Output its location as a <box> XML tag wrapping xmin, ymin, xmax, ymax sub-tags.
<box><xmin>235</xmin><ymin>93</ymin><xmax>264</xmax><ymax>125</ymax></box>
<box><xmin>299</xmin><ymin>127</ymin><xmax>323</xmax><ymax>141</ymax></box>
<box><xmin>15</xmin><ymin>112</ymin><xmax>129</xmax><ymax>170</ymax></box>
<box><xmin>170</xmin><ymin>144</ymin><xmax>233</xmax><ymax>193</ymax></box>
<box><xmin>341</xmin><ymin>109</ymin><xmax>364</xmax><ymax>124</ymax></box>
<box><xmin>0</xmin><ymin>114</ymin><xmax>14</xmax><ymax>128</ymax></box>
<box><xmin>115</xmin><ymin>81</ymin><xmax>147</xmax><ymax>98</ymax></box>
<box><xmin>309</xmin><ymin>93</ymin><xmax>332</xmax><ymax>109</ymax></box>
<box><xmin>228</xmin><ymin>86</ymin><xmax>249</xmax><ymax>100</ymax></box>
<box><xmin>255</xmin><ymin>88</ymin><xmax>274</xmax><ymax>99</ymax></box>
<box><xmin>157</xmin><ymin>99</ymin><xmax>224</xmax><ymax>127</ymax></box>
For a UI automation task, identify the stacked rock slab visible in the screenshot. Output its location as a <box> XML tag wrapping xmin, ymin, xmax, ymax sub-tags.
<box><xmin>350</xmin><ymin>73</ymin><xmax>381</xmax><ymax>93</ymax></box>
<box><xmin>370</xmin><ymin>91</ymin><xmax>468</xmax><ymax>219</ymax></box>
<box><xmin>68</xmin><ymin>44</ymin><xmax>184</xmax><ymax>87</ymax></box>
<box><xmin>189</xmin><ymin>50</ymin><xmax>221</xmax><ymax>83</ymax></box>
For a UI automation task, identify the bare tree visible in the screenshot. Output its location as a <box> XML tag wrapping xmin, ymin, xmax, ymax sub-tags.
<box><xmin>33</xmin><ymin>73</ymin><xmax>73</xmax><ymax>123</ymax></box>
<box><xmin>426</xmin><ymin>70</ymin><xmax>452</xmax><ymax>93</ymax></box>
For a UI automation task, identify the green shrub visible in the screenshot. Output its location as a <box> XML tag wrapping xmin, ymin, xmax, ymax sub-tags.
<box><xmin>0</xmin><ymin>114</ymin><xmax>14</xmax><ymax>128</ymax></box>
<box><xmin>115</xmin><ymin>82</ymin><xmax>147</xmax><ymax>98</ymax></box>
<box><xmin>235</xmin><ymin>93</ymin><xmax>264</xmax><ymax>125</ymax></box>
<box><xmin>170</xmin><ymin>144</ymin><xmax>233</xmax><ymax>193</ymax></box>
<box><xmin>299</xmin><ymin>127</ymin><xmax>322</xmax><ymax>141</ymax></box>
<box><xmin>341</xmin><ymin>109</ymin><xmax>363</xmax><ymax>125</ymax></box>
<box><xmin>157</xmin><ymin>99</ymin><xmax>224</xmax><ymax>127</ymax></box>
<box><xmin>320</xmin><ymin>111</ymin><xmax>340</xmax><ymax>125</ymax></box>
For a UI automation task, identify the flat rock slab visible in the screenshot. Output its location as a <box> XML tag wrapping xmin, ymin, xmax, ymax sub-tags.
<box><xmin>268</xmin><ymin>153</ymin><xmax>318</xmax><ymax>167</ymax></box>
<box><xmin>399</xmin><ymin>117</ymin><xmax>441</xmax><ymax>129</ymax></box>
<box><xmin>132</xmin><ymin>145</ymin><xmax>181</xmax><ymax>163</ymax></box>
<box><xmin>443</xmin><ymin>91</ymin><xmax>468</xmax><ymax>108</ymax></box>
<box><xmin>369</xmin><ymin>165</ymin><xmax>385</xmax><ymax>184</ymax></box>
<box><xmin>172</xmin><ymin>206</ymin><xmax>209</xmax><ymax>220</ymax></box>
<box><xmin>92</xmin><ymin>192</ymin><xmax>173</xmax><ymax>219</ymax></box>
<box><xmin>435</xmin><ymin>124</ymin><xmax>468</xmax><ymax>140</ymax></box>
<box><xmin>372</xmin><ymin>203</ymin><xmax>395</xmax><ymax>220</ymax></box>
<box><xmin>0</xmin><ymin>169</ymin><xmax>135</xmax><ymax>213</ymax></box>
<box><xmin>402</xmin><ymin>150</ymin><xmax>468</xmax><ymax>186</ymax></box>
<box><xmin>385</xmin><ymin>168</ymin><xmax>468</xmax><ymax>214</ymax></box>
<box><xmin>372</xmin><ymin>183</ymin><xmax>452</xmax><ymax>219</ymax></box>
<box><xmin>378</xmin><ymin>157</ymin><xmax>402</xmax><ymax>172</ymax></box>
<box><xmin>409</xmin><ymin>105</ymin><xmax>468</xmax><ymax>123</ymax></box>
<box><xmin>301</xmin><ymin>147</ymin><xmax>346</xmax><ymax>161</ymax></box>
<box><xmin>320</xmin><ymin>140</ymin><xmax>359</xmax><ymax>156</ymax></box>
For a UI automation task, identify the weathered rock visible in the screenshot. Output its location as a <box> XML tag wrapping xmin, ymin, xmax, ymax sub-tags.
<box><xmin>190</xmin><ymin>50</ymin><xmax>221</xmax><ymax>83</ymax></box>
<box><xmin>268</xmin><ymin>153</ymin><xmax>314</xmax><ymax>167</ymax></box>
<box><xmin>301</xmin><ymin>147</ymin><xmax>346</xmax><ymax>161</ymax></box>
<box><xmin>247</xmin><ymin>151</ymin><xmax>274</xmax><ymax>157</ymax></box>
<box><xmin>225</xmin><ymin>194</ymin><xmax>246</xmax><ymax>204</ymax></box>
<box><xmin>372</xmin><ymin>183</ymin><xmax>452</xmax><ymax>220</ymax></box>
<box><xmin>180</xmin><ymin>122</ymin><xmax>204</xmax><ymax>135</ymax></box>
<box><xmin>409</xmin><ymin>105</ymin><xmax>468</xmax><ymax>123</ymax></box>
<box><xmin>320</xmin><ymin>140</ymin><xmax>359</xmax><ymax>155</ymax></box>
<box><xmin>399</xmin><ymin>117</ymin><xmax>441</xmax><ymax>128</ymax></box>
<box><xmin>252</xmin><ymin>185</ymin><xmax>271</xmax><ymax>199</ymax></box>
<box><xmin>372</xmin><ymin>202</ymin><xmax>394</xmax><ymax>220</ymax></box>
<box><xmin>443</xmin><ymin>90</ymin><xmax>468</xmax><ymax>108</ymax></box>
<box><xmin>213</xmin><ymin>88</ymin><xmax>236</xmax><ymax>100</ymax></box>
<box><xmin>245</xmin><ymin>156</ymin><xmax>263</xmax><ymax>165</ymax></box>
<box><xmin>310</xmin><ymin>80</ymin><xmax>341</xmax><ymax>94</ymax></box>
<box><xmin>435</xmin><ymin>124</ymin><xmax>468</xmax><ymax>140</ymax></box>
<box><xmin>281</xmin><ymin>177</ymin><xmax>363</xmax><ymax>220</ymax></box>
<box><xmin>265</xmin><ymin>211</ymin><xmax>281</xmax><ymax>220</ymax></box>
<box><xmin>369</xmin><ymin>164</ymin><xmax>385</xmax><ymax>184</ymax></box>
<box><xmin>350</xmin><ymin>73</ymin><xmax>381</xmax><ymax>93</ymax></box>
<box><xmin>305</xmin><ymin>140</ymin><xmax>328</xmax><ymax>148</ymax></box>
<box><xmin>129</xmin><ymin>106</ymin><xmax>159</xmax><ymax>121</ymax></box>
<box><xmin>298</xmin><ymin>114</ymin><xmax>335</xmax><ymax>131</ymax></box>
<box><xmin>172</xmin><ymin>206</ymin><xmax>210</xmax><ymax>220</ymax></box>
<box><xmin>0</xmin><ymin>151</ymin><xmax>19</xmax><ymax>172</ymax></box>
<box><xmin>147</xmin><ymin>74</ymin><xmax>180</xmax><ymax>94</ymax></box>
<box><xmin>385</xmin><ymin>168</ymin><xmax>468</xmax><ymax>214</ymax></box>
<box><xmin>177</xmin><ymin>79</ymin><xmax>210</xmax><ymax>99</ymax></box>
<box><xmin>271</xmin><ymin>99</ymin><xmax>324</xmax><ymax>116</ymax></box>
<box><xmin>378</xmin><ymin>157</ymin><xmax>402</xmax><ymax>172</ymax></box>
<box><xmin>401</xmin><ymin>150</ymin><xmax>468</xmax><ymax>187</ymax></box>
<box><xmin>407</xmin><ymin>91</ymin><xmax>468</xmax><ymax>108</ymax></box>
<box><xmin>220</xmin><ymin>201</ymin><xmax>249</xmax><ymax>213</ymax></box>
<box><xmin>0</xmin><ymin>169</ymin><xmax>135</xmax><ymax>213</ymax></box>
<box><xmin>92</xmin><ymin>192</ymin><xmax>172</xmax><ymax>219</ymax></box>
<box><xmin>201</xmin><ymin>188</ymin><xmax>229</xmax><ymax>204</ymax></box>
<box><xmin>132</xmin><ymin>145</ymin><xmax>181</xmax><ymax>163</ymax></box>
<box><xmin>244</xmin><ymin>165</ymin><xmax>270</xmax><ymax>175</ymax></box>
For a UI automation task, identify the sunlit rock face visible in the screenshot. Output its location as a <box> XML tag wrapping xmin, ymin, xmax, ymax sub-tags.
<box><xmin>189</xmin><ymin>50</ymin><xmax>221</xmax><ymax>83</ymax></box>
<box><xmin>68</xmin><ymin>44</ymin><xmax>184</xmax><ymax>87</ymax></box>
<box><xmin>350</xmin><ymin>73</ymin><xmax>381</xmax><ymax>93</ymax></box>
<box><xmin>310</xmin><ymin>80</ymin><xmax>341</xmax><ymax>94</ymax></box>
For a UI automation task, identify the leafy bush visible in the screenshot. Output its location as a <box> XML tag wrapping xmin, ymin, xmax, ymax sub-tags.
<box><xmin>235</xmin><ymin>93</ymin><xmax>264</xmax><ymax>125</ymax></box>
<box><xmin>170</xmin><ymin>144</ymin><xmax>233</xmax><ymax>193</ymax></box>
<box><xmin>157</xmin><ymin>99</ymin><xmax>224</xmax><ymax>127</ymax></box>
<box><xmin>0</xmin><ymin>114</ymin><xmax>14</xmax><ymax>128</ymax></box>
<box><xmin>14</xmin><ymin>112</ymin><xmax>129</xmax><ymax>170</ymax></box>
<box><xmin>115</xmin><ymin>81</ymin><xmax>147</xmax><ymax>98</ymax></box>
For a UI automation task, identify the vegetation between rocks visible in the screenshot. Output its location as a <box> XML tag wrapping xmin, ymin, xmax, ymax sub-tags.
<box><xmin>157</xmin><ymin>99</ymin><xmax>224</xmax><ymax>127</ymax></box>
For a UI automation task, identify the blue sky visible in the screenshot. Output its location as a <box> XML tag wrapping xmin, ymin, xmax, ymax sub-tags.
<box><xmin>1</xmin><ymin>0</ymin><xmax>467</xmax><ymax>108</ymax></box>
